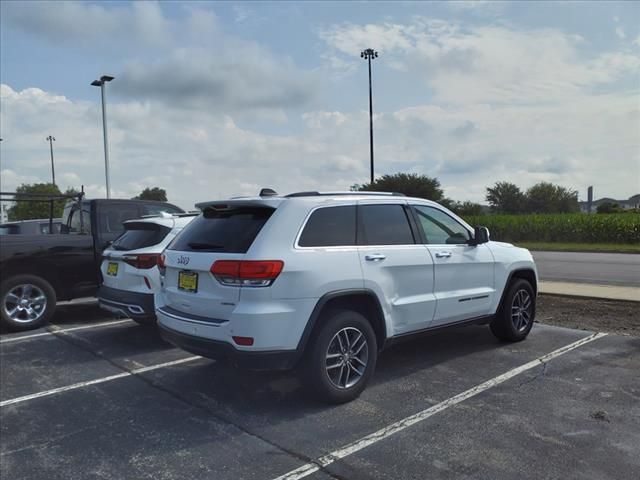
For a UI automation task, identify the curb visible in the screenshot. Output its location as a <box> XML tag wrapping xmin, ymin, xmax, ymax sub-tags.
<box><xmin>539</xmin><ymin>281</ymin><xmax>639</xmax><ymax>303</ymax></box>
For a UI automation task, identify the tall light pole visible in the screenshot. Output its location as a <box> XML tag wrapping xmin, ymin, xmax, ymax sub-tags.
<box><xmin>46</xmin><ymin>135</ymin><xmax>56</xmax><ymax>186</ymax></box>
<box><xmin>91</xmin><ymin>75</ymin><xmax>115</xmax><ymax>198</ymax></box>
<box><xmin>361</xmin><ymin>48</ymin><xmax>378</xmax><ymax>184</ymax></box>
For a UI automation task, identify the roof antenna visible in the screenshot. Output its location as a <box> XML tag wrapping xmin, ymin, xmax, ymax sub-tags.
<box><xmin>259</xmin><ymin>188</ymin><xmax>278</xmax><ymax>197</ymax></box>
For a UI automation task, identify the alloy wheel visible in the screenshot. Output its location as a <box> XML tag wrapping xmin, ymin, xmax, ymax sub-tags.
<box><xmin>325</xmin><ymin>327</ymin><xmax>369</xmax><ymax>389</ymax></box>
<box><xmin>3</xmin><ymin>284</ymin><xmax>47</xmax><ymax>324</ymax></box>
<box><xmin>511</xmin><ymin>289</ymin><xmax>532</xmax><ymax>332</ymax></box>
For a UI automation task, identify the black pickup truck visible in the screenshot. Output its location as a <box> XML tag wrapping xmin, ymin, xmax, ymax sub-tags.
<box><xmin>0</xmin><ymin>198</ymin><xmax>184</xmax><ymax>331</ymax></box>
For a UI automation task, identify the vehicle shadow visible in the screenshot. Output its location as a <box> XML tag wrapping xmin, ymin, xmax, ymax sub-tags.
<box><xmin>149</xmin><ymin>325</ymin><xmax>504</xmax><ymax>421</ymax></box>
<box><xmin>51</xmin><ymin>301</ymin><xmax>117</xmax><ymax>326</ymax></box>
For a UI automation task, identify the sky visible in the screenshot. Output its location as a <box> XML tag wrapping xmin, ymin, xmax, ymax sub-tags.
<box><xmin>1</xmin><ymin>0</ymin><xmax>639</xmax><ymax>210</ymax></box>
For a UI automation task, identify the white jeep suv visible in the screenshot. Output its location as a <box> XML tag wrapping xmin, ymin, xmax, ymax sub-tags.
<box><xmin>157</xmin><ymin>191</ymin><xmax>537</xmax><ymax>403</ymax></box>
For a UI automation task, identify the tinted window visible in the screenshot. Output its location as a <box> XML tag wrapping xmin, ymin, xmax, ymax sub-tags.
<box><xmin>111</xmin><ymin>223</ymin><xmax>171</xmax><ymax>251</ymax></box>
<box><xmin>141</xmin><ymin>203</ymin><xmax>184</xmax><ymax>216</ymax></box>
<box><xmin>359</xmin><ymin>204</ymin><xmax>415</xmax><ymax>245</ymax></box>
<box><xmin>170</xmin><ymin>207</ymin><xmax>274</xmax><ymax>253</ymax></box>
<box><xmin>299</xmin><ymin>206</ymin><xmax>356</xmax><ymax>247</ymax></box>
<box><xmin>413</xmin><ymin>205</ymin><xmax>470</xmax><ymax>245</ymax></box>
<box><xmin>99</xmin><ymin>204</ymin><xmax>140</xmax><ymax>234</ymax></box>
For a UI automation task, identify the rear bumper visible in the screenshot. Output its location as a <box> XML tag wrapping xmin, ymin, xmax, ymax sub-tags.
<box><xmin>159</xmin><ymin>324</ymin><xmax>300</xmax><ymax>371</ymax></box>
<box><xmin>97</xmin><ymin>285</ymin><xmax>156</xmax><ymax>321</ymax></box>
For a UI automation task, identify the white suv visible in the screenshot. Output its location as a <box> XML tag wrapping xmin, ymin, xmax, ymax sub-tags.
<box><xmin>98</xmin><ymin>213</ymin><xmax>196</xmax><ymax>324</ymax></box>
<box><xmin>157</xmin><ymin>191</ymin><xmax>538</xmax><ymax>403</ymax></box>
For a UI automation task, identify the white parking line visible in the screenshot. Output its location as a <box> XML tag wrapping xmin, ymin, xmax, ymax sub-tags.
<box><xmin>0</xmin><ymin>356</ymin><xmax>200</xmax><ymax>407</ymax></box>
<box><xmin>0</xmin><ymin>319</ymin><xmax>133</xmax><ymax>345</ymax></box>
<box><xmin>271</xmin><ymin>332</ymin><xmax>608</xmax><ymax>480</ymax></box>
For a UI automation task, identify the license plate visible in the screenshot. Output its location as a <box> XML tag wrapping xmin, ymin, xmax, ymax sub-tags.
<box><xmin>106</xmin><ymin>262</ymin><xmax>119</xmax><ymax>276</ymax></box>
<box><xmin>178</xmin><ymin>271</ymin><xmax>198</xmax><ymax>293</ymax></box>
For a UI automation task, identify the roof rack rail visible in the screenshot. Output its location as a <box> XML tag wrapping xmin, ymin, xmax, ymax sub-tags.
<box><xmin>285</xmin><ymin>191</ymin><xmax>405</xmax><ymax>198</ymax></box>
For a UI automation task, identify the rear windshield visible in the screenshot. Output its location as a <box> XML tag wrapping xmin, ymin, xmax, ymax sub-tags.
<box><xmin>169</xmin><ymin>206</ymin><xmax>274</xmax><ymax>253</ymax></box>
<box><xmin>111</xmin><ymin>223</ymin><xmax>171</xmax><ymax>251</ymax></box>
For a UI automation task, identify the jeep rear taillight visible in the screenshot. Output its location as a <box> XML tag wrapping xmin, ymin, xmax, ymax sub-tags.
<box><xmin>123</xmin><ymin>253</ymin><xmax>160</xmax><ymax>270</ymax></box>
<box><xmin>210</xmin><ymin>260</ymin><xmax>284</xmax><ymax>287</ymax></box>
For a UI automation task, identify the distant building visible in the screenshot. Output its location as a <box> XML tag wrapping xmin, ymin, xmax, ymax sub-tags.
<box><xmin>579</xmin><ymin>194</ymin><xmax>640</xmax><ymax>213</ymax></box>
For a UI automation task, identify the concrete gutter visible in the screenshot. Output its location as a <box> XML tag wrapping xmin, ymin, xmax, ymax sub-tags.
<box><xmin>539</xmin><ymin>281</ymin><xmax>639</xmax><ymax>302</ymax></box>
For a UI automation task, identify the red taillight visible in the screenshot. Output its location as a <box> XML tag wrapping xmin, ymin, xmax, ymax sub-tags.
<box><xmin>232</xmin><ymin>336</ymin><xmax>254</xmax><ymax>346</ymax></box>
<box><xmin>211</xmin><ymin>260</ymin><xmax>284</xmax><ymax>287</ymax></box>
<box><xmin>123</xmin><ymin>253</ymin><xmax>159</xmax><ymax>270</ymax></box>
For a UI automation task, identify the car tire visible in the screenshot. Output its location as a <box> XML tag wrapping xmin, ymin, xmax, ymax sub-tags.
<box><xmin>490</xmin><ymin>278</ymin><xmax>536</xmax><ymax>342</ymax></box>
<box><xmin>1</xmin><ymin>275</ymin><xmax>57</xmax><ymax>332</ymax></box>
<box><xmin>303</xmin><ymin>309</ymin><xmax>378</xmax><ymax>404</ymax></box>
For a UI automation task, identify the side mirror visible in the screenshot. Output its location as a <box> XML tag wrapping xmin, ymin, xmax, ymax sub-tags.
<box><xmin>471</xmin><ymin>226</ymin><xmax>490</xmax><ymax>246</ymax></box>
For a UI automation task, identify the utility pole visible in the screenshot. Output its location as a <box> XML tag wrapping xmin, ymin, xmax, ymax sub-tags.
<box><xmin>361</xmin><ymin>48</ymin><xmax>378</xmax><ymax>184</ymax></box>
<box><xmin>91</xmin><ymin>75</ymin><xmax>115</xmax><ymax>198</ymax></box>
<box><xmin>46</xmin><ymin>135</ymin><xmax>56</xmax><ymax>186</ymax></box>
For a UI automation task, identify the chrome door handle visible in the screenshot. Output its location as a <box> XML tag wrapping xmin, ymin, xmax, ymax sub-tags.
<box><xmin>365</xmin><ymin>253</ymin><xmax>386</xmax><ymax>261</ymax></box>
<box><xmin>435</xmin><ymin>251</ymin><xmax>452</xmax><ymax>258</ymax></box>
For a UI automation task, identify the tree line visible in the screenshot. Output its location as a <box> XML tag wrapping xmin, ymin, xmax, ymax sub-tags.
<box><xmin>354</xmin><ymin>174</ymin><xmax>581</xmax><ymax>215</ymax></box>
<box><xmin>4</xmin><ymin>184</ymin><xmax>168</xmax><ymax>221</ymax></box>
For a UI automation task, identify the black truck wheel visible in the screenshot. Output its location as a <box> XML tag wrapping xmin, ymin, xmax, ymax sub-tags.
<box><xmin>1</xmin><ymin>275</ymin><xmax>57</xmax><ymax>331</ymax></box>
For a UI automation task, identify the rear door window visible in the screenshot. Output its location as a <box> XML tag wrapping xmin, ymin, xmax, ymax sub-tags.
<box><xmin>298</xmin><ymin>206</ymin><xmax>356</xmax><ymax>247</ymax></box>
<box><xmin>358</xmin><ymin>204</ymin><xmax>415</xmax><ymax>245</ymax></box>
<box><xmin>98</xmin><ymin>204</ymin><xmax>140</xmax><ymax>234</ymax></box>
<box><xmin>111</xmin><ymin>223</ymin><xmax>171</xmax><ymax>251</ymax></box>
<box><xmin>169</xmin><ymin>206</ymin><xmax>274</xmax><ymax>253</ymax></box>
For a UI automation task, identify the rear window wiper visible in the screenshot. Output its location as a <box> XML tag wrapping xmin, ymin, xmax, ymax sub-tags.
<box><xmin>188</xmin><ymin>242</ymin><xmax>225</xmax><ymax>250</ymax></box>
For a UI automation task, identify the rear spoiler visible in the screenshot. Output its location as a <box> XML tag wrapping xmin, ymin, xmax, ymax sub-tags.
<box><xmin>195</xmin><ymin>198</ymin><xmax>284</xmax><ymax>210</ymax></box>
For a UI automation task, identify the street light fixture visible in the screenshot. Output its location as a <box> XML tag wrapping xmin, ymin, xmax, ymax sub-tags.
<box><xmin>361</xmin><ymin>48</ymin><xmax>378</xmax><ymax>184</ymax></box>
<box><xmin>46</xmin><ymin>135</ymin><xmax>56</xmax><ymax>186</ymax></box>
<box><xmin>91</xmin><ymin>75</ymin><xmax>115</xmax><ymax>198</ymax></box>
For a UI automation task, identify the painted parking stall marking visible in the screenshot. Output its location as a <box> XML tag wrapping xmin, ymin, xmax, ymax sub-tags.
<box><xmin>0</xmin><ymin>355</ymin><xmax>200</xmax><ymax>407</ymax></box>
<box><xmin>0</xmin><ymin>319</ymin><xmax>133</xmax><ymax>344</ymax></box>
<box><xmin>271</xmin><ymin>332</ymin><xmax>608</xmax><ymax>480</ymax></box>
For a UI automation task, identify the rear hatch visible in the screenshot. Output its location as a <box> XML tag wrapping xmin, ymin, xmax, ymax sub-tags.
<box><xmin>102</xmin><ymin>221</ymin><xmax>172</xmax><ymax>290</ymax></box>
<box><xmin>162</xmin><ymin>204</ymin><xmax>276</xmax><ymax>320</ymax></box>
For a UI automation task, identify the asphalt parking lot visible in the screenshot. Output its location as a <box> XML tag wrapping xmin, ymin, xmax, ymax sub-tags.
<box><xmin>1</xmin><ymin>302</ymin><xmax>639</xmax><ymax>480</ymax></box>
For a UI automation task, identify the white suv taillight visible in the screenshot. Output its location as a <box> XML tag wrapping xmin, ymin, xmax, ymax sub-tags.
<box><xmin>123</xmin><ymin>253</ymin><xmax>159</xmax><ymax>269</ymax></box>
<box><xmin>210</xmin><ymin>260</ymin><xmax>284</xmax><ymax>287</ymax></box>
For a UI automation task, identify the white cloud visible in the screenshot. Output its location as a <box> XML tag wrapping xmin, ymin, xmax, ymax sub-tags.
<box><xmin>1</xmin><ymin>7</ymin><xmax>638</xmax><ymax>208</ymax></box>
<box><xmin>615</xmin><ymin>26</ymin><xmax>626</xmax><ymax>39</ymax></box>
<box><xmin>2</xmin><ymin>80</ymin><xmax>638</xmax><ymax>207</ymax></box>
<box><xmin>320</xmin><ymin>18</ymin><xmax>640</xmax><ymax>104</ymax></box>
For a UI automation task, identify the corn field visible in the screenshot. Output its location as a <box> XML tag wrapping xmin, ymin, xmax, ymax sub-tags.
<box><xmin>463</xmin><ymin>213</ymin><xmax>640</xmax><ymax>244</ymax></box>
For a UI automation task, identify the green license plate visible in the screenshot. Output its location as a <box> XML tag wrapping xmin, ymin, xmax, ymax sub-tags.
<box><xmin>178</xmin><ymin>271</ymin><xmax>198</xmax><ymax>293</ymax></box>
